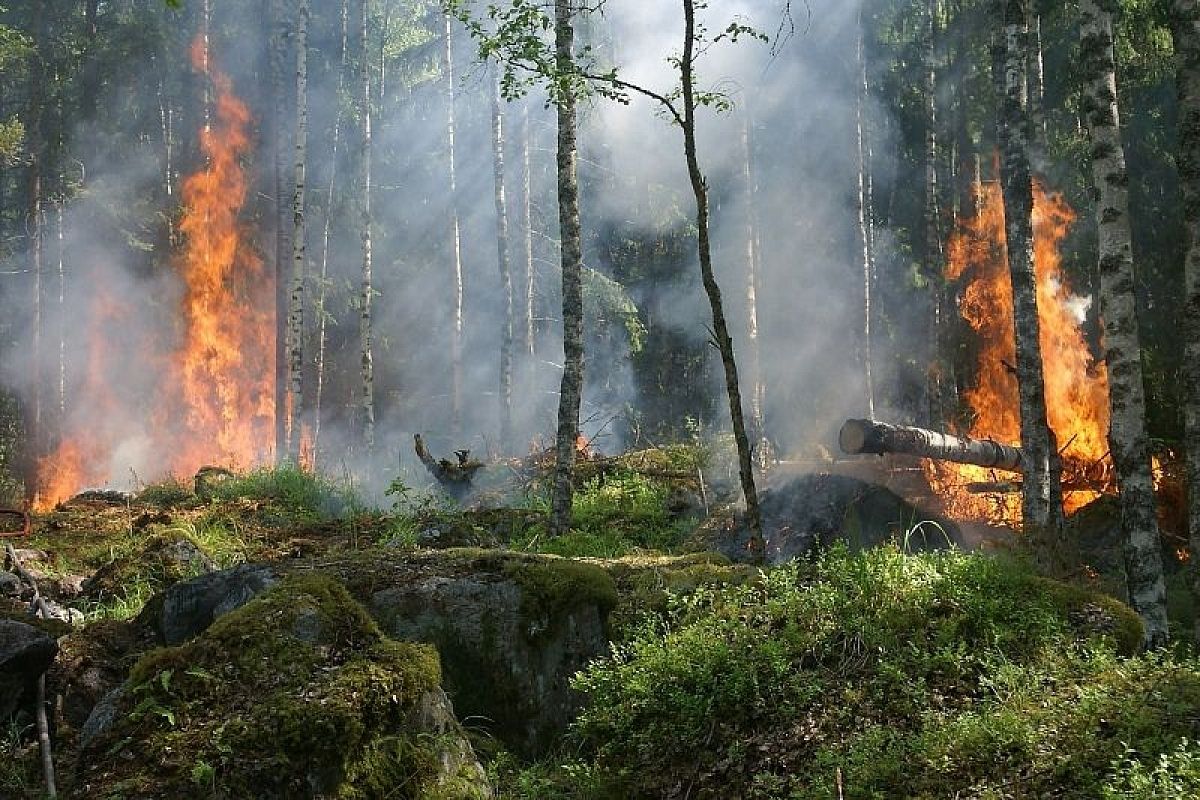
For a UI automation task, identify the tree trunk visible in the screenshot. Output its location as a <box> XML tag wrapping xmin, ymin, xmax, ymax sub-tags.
<box><xmin>287</xmin><ymin>0</ymin><xmax>309</xmax><ymax>463</ymax></box>
<box><xmin>1027</xmin><ymin>5</ymin><xmax>1047</xmax><ymax>163</ymax></box>
<box><xmin>925</xmin><ymin>0</ymin><xmax>948</xmax><ymax>427</ymax></box>
<box><xmin>55</xmin><ymin>198</ymin><xmax>65</xmax><ymax>425</ymax></box>
<box><xmin>548</xmin><ymin>0</ymin><xmax>585</xmax><ymax>538</ymax></box>
<box><xmin>1174</xmin><ymin>0</ymin><xmax>1200</xmax><ymax>647</ymax></box>
<box><xmin>1080</xmin><ymin>0</ymin><xmax>1169</xmax><ymax>646</ymax></box>
<box><xmin>271</xmin><ymin>0</ymin><xmax>291</xmax><ymax>463</ymax></box>
<box><xmin>444</xmin><ymin>14</ymin><xmax>465</xmax><ymax>439</ymax></box>
<box><xmin>681</xmin><ymin>0</ymin><xmax>764</xmax><ymax>560</ymax></box>
<box><xmin>358</xmin><ymin>0</ymin><xmax>375</xmax><ymax>452</ymax></box>
<box><xmin>994</xmin><ymin>0</ymin><xmax>1060</xmax><ymax>532</ymax></box>
<box><xmin>25</xmin><ymin>2</ymin><xmax>45</xmax><ymax>499</ymax></box>
<box><xmin>312</xmin><ymin>0</ymin><xmax>349</xmax><ymax>461</ymax></box>
<box><xmin>856</xmin><ymin>6</ymin><xmax>875</xmax><ymax>421</ymax></box>
<box><xmin>840</xmin><ymin>418</ymin><xmax>1024</xmax><ymax>471</ymax></box>
<box><xmin>521</xmin><ymin>101</ymin><xmax>536</xmax><ymax>366</ymax></box>
<box><xmin>740</xmin><ymin>106</ymin><xmax>767</xmax><ymax>456</ymax></box>
<box><xmin>492</xmin><ymin>70</ymin><xmax>515</xmax><ymax>455</ymax></box>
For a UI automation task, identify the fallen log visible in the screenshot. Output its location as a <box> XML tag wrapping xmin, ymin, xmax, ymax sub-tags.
<box><xmin>839</xmin><ymin>418</ymin><xmax>1023</xmax><ymax>473</ymax></box>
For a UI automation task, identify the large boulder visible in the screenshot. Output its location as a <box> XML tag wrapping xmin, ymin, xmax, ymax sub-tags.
<box><xmin>0</xmin><ymin>618</ymin><xmax>58</xmax><ymax>719</ymax></box>
<box><xmin>695</xmin><ymin>474</ymin><xmax>962</xmax><ymax>564</ymax></box>
<box><xmin>363</xmin><ymin>551</ymin><xmax>616</xmax><ymax>758</ymax></box>
<box><xmin>77</xmin><ymin>574</ymin><xmax>490</xmax><ymax>799</ymax></box>
<box><xmin>140</xmin><ymin>563</ymin><xmax>278</xmax><ymax>645</ymax></box>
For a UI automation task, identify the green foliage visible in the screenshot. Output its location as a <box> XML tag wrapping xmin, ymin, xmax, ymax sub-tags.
<box><xmin>207</xmin><ymin>464</ymin><xmax>361</xmax><ymax>521</ymax></box>
<box><xmin>582</xmin><ymin>267</ymin><xmax>647</xmax><ymax>354</ymax></box>
<box><xmin>137</xmin><ymin>475</ymin><xmax>196</xmax><ymax>507</ymax></box>
<box><xmin>535</xmin><ymin>547</ymin><xmax>1180</xmax><ymax>798</ymax></box>
<box><xmin>514</xmin><ymin>466</ymin><xmax>696</xmax><ymax>558</ymax></box>
<box><xmin>1103</xmin><ymin>739</ymin><xmax>1200</xmax><ymax>799</ymax></box>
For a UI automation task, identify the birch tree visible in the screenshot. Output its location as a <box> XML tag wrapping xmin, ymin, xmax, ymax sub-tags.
<box><xmin>492</xmin><ymin>68</ymin><xmax>515</xmax><ymax>455</ymax></box>
<box><xmin>287</xmin><ymin>0</ymin><xmax>309</xmax><ymax>463</ymax></box>
<box><xmin>270</xmin><ymin>0</ymin><xmax>292</xmax><ymax>462</ymax></box>
<box><xmin>447</xmin><ymin>0</ymin><xmax>588</xmax><ymax>537</ymax></box>
<box><xmin>445</xmin><ymin>13</ymin><xmax>465</xmax><ymax>438</ymax></box>
<box><xmin>994</xmin><ymin>0</ymin><xmax>1060</xmax><ymax>532</ymax></box>
<box><xmin>1079</xmin><ymin>0</ymin><xmax>1168</xmax><ymax>646</ymax></box>
<box><xmin>1172</xmin><ymin>0</ymin><xmax>1200</xmax><ymax>646</ymax></box>
<box><xmin>357</xmin><ymin>0</ymin><xmax>375</xmax><ymax>451</ymax></box>
<box><xmin>312</xmin><ymin>0</ymin><xmax>349</xmax><ymax>459</ymax></box>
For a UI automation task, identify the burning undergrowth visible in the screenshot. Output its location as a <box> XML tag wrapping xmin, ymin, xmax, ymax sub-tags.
<box><xmin>926</xmin><ymin>179</ymin><xmax>1115</xmax><ymax>526</ymax></box>
<box><xmin>33</xmin><ymin>40</ymin><xmax>274</xmax><ymax>510</ymax></box>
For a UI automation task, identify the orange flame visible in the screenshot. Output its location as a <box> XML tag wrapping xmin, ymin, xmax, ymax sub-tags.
<box><xmin>33</xmin><ymin>39</ymin><xmax>274</xmax><ymax>509</ymax></box>
<box><xmin>162</xmin><ymin>45</ymin><xmax>275</xmax><ymax>475</ymax></box>
<box><xmin>927</xmin><ymin>179</ymin><xmax>1112</xmax><ymax>524</ymax></box>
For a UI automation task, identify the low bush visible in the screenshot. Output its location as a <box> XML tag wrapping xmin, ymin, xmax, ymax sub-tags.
<box><xmin>497</xmin><ymin>547</ymin><xmax>1200</xmax><ymax>799</ymax></box>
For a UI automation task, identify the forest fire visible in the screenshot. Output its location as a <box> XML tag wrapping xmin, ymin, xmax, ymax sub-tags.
<box><xmin>925</xmin><ymin>180</ymin><xmax>1113</xmax><ymax>525</ymax></box>
<box><xmin>32</xmin><ymin>42</ymin><xmax>273</xmax><ymax>509</ymax></box>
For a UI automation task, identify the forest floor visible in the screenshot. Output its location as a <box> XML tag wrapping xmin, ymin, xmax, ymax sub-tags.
<box><xmin>1</xmin><ymin>451</ymin><xmax>1198</xmax><ymax>798</ymax></box>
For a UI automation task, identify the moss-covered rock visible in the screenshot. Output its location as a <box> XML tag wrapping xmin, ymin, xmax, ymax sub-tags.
<box><xmin>75</xmin><ymin>574</ymin><xmax>489</xmax><ymax>799</ymax></box>
<box><xmin>352</xmin><ymin>549</ymin><xmax>615</xmax><ymax>758</ymax></box>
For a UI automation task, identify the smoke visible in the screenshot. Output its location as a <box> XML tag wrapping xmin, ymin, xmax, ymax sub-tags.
<box><xmin>0</xmin><ymin>0</ymin><xmax>902</xmax><ymax>503</ymax></box>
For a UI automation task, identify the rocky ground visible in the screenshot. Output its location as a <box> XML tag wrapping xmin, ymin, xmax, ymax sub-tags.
<box><xmin>0</xmin><ymin>453</ymin><xmax>1191</xmax><ymax>798</ymax></box>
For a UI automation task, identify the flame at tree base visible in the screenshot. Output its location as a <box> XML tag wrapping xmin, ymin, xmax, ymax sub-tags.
<box><xmin>926</xmin><ymin>180</ymin><xmax>1113</xmax><ymax>527</ymax></box>
<box><xmin>32</xmin><ymin>40</ymin><xmax>274</xmax><ymax>510</ymax></box>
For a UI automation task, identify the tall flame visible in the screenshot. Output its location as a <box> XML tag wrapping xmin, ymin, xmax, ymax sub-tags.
<box><xmin>33</xmin><ymin>40</ymin><xmax>274</xmax><ymax>509</ymax></box>
<box><xmin>163</xmin><ymin>45</ymin><xmax>275</xmax><ymax>473</ymax></box>
<box><xmin>928</xmin><ymin>180</ymin><xmax>1112</xmax><ymax>524</ymax></box>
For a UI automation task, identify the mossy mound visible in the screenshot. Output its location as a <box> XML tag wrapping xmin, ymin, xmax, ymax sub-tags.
<box><xmin>76</xmin><ymin>574</ymin><xmax>488</xmax><ymax>799</ymax></box>
<box><xmin>81</xmin><ymin>534</ymin><xmax>215</xmax><ymax>601</ymax></box>
<box><xmin>514</xmin><ymin>547</ymin><xmax>1173</xmax><ymax>799</ymax></box>
<box><xmin>594</xmin><ymin>552</ymin><xmax>760</xmax><ymax>639</ymax></box>
<box><xmin>351</xmin><ymin>548</ymin><xmax>617</xmax><ymax>758</ymax></box>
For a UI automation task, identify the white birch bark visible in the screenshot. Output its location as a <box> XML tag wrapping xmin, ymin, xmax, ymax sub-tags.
<box><xmin>287</xmin><ymin>0</ymin><xmax>309</xmax><ymax>462</ymax></box>
<box><xmin>1080</xmin><ymin>0</ymin><xmax>1169</xmax><ymax>647</ymax></box>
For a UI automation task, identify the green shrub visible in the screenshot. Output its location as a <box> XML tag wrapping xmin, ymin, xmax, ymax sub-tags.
<box><xmin>209</xmin><ymin>464</ymin><xmax>360</xmax><ymax>520</ymax></box>
<box><xmin>1103</xmin><ymin>739</ymin><xmax>1200</xmax><ymax>799</ymax></box>
<box><xmin>560</xmin><ymin>547</ymin><xmax>1186</xmax><ymax>799</ymax></box>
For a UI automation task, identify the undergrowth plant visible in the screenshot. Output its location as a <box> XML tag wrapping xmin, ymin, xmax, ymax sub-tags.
<box><xmin>492</xmin><ymin>547</ymin><xmax>1199</xmax><ymax>799</ymax></box>
<box><xmin>208</xmin><ymin>464</ymin><xmax>361</xmax><ymax>520</ymax></box>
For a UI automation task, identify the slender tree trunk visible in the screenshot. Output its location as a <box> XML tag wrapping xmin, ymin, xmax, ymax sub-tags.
<box><xmin>358</xmin><ymin>0</ymin><xmax>375</xmax><ymax>451</ymax></box>
<box><xmin>995</xmin><ymin>0</ymin><xmax>1060</xmax><ymax>532</ymax></box>
<box><xmin>492</xmin><ymin>70</ymin><xmax>515</xmax><ymax>455</ymax></box>
<box><xmin>445</xmin><ymin>14</ymin><xmax>465</xmax><ymax>439</ymax></box>
<box><xmin>271</xmin><ymin>0</ymin><xmax>291</xmax><ymax>462</ymax></box>
<box><xmin>312</xmin><ymin>0</ymin><xmax>349</xmax><ymax>460</ymax></box>
<box><xmin>1079</xmin><ymin>0</ymin><xmax>1169</xmax><ymax>646</ymax></box>
<box><xmin>521</xmin><ymin>101</ymin><xmax>536</xmax><ymax>366</ymax></box>
<box><xmin>25</xmin><ymin>3</ymin><xmax>45</xmax><ymax>499</ymax></box>
<box><xmin>1027</xmin><ymin>4</ymin><xmax>1047</xmax><ymax>163</ymax></box>
<box><xmin>55</xmin><ymin>198</ymin><xmax>65</xmax><ymax>424</ymax></box>
<box><xmin>548</xmin><ymin>0</ymin><xmax>585</xmax><ymax>538</ymax></box>
<box><xmin>740</xmin><ymin>106</ymin><xmax>768</xmax><ymax>459</ymax></box>
<box><xmin>681</xmin><ymin>0</ymin><xmax>764</xmax><ymax>560</ymax></box>
<box><xmin>1172</xmin><ymin>0</ymin><xmax>1200</xmax><ymax>646</ymax></box>
<box><xmin>925</xmin><ymin>0</ymin><xmax>947</xmax><ymax>427</ymax></box>
<box><xmin>288</xmin><ymin>0</ymin><xmax>309</xmax><ymax>463</ymax></box>
<box><xmin>856</xmin><ymin>6</ymin><xmax>875</xmax><ymax>421</ymax></box>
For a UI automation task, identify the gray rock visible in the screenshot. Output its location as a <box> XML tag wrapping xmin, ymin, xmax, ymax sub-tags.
<box><xmin>150</xmin><ymin>564</ymin><xmax>278</xmax><ymax>644</ymax></box>
<box><xmin>0</xmin><ymin>571</ymin><xmax>21</xmax><ymax>597</ymax></box>
<box><xmin>699</xmin><ymin>474</ymin><xmax>962</xmax><ymax>565</ymax></box>
<box><xmin>0</xmin><ymin>619</ymin><xmax>58</xmax><ymax>719</ymax></box>
<box><xmin>79</xmin><ymin>685</ymin><xmax>125</xmax><ymax>749</ymax></box>
<box><xmin>369</xmin><ymin>564</ymin><xmax>611</xmax><ymax>758</ymax></box>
